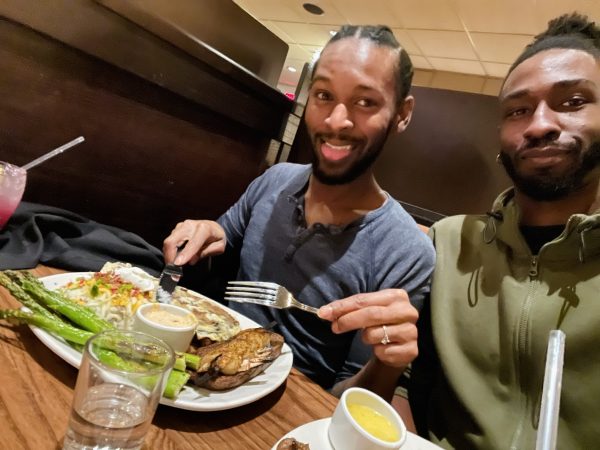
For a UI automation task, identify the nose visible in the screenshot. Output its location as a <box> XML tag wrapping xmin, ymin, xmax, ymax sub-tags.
<box><xmin>324</xmin><ymin>103</ymin><xmax>353</xmax><ymax>131</ymax></box>
<box><xmin>523</xmin><ymin>102</ymin><xmax>561</xmax><ymax>143</ymax></box>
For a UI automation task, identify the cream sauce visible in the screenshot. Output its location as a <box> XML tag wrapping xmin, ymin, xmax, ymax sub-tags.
<box><xmin>144</xmin><ymin>306</ymin><xmax>196</xmax><ymax>328</ymax></box>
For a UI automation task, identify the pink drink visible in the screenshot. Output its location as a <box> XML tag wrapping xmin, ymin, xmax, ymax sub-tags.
<box><xmin>0</xmin><ymin>162</ymin><xmax>26</xmax><ymax>229</ymax></box>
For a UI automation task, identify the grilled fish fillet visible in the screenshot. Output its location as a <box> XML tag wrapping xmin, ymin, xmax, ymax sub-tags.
<box><xmin>191</xmin><ymin>328</ymin><xmax>284</xmax><ymax>390</ymax></box>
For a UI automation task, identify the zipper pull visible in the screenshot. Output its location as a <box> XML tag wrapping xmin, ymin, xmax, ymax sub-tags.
<box><xmin>529</xmin><ymin>256</ymin><xmax>539</xmax><ymax>278</ymax></box>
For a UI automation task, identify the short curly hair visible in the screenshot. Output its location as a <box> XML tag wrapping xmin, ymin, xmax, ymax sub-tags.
<box><xmin>311</xmin><ymin>25</ymin><xmax>413</xmax><ymax>101</ymax></box>
<box><xmin>508</xmin><ymin>12</ymin><xmax>600</xmax><ymax>74</ymax></box>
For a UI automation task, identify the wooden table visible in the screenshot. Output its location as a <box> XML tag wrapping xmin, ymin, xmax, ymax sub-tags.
<box><xmin>0</xmin><ymin>265</ymin><xmax>338</xmax><ymax>450</ymax></box>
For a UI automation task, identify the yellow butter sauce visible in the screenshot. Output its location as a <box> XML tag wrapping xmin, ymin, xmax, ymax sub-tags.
<box><xmin>347</xmin><ymin>402</ymin><xmax>400</xmax><ymax>442</ymax></box>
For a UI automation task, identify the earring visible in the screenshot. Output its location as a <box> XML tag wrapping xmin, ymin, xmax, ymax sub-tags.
<box><xmin>496</xmin><ymin>153</ymin><xmax>501</xmax><ymax>164</ymax></box>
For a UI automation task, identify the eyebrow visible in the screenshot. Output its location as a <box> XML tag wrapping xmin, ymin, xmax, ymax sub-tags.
<box><xmin>309</xmin><ymin>75</ymin><xmax>380</xmax><ymax>93</ymax></box>
<box><xmin>500</xmin><ymin>78</ymin><xmax>597</xmax><ymax>103</ymax></box>
<box><xmin>309</xmin><ymin>75</ymin><xmax>328</xmax><ymax>89</ymax></box>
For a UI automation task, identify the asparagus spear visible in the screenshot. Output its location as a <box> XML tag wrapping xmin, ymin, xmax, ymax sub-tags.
<box><xmin>0</xmin><ymin>309</ymin><xmax>188</xmax><ymax>398</ymax></box>
<box><xmin>1</xmin><ymin>270</ymin><xmax>198</xmax><ymax>399</ymax></box>
<box><xmin>94</xmin><ymin>346</ymin><xmax>170</xmax><ymax>372</ymax></box>
<box><xmin>174</xmin><ymin>353</ymin><xmax>187</xmax><ymax>372</ymax></box>
<box><xmin>93</xmin><ymin>347</ymin><xmax>189</xmax><ymax>398</ymax></box>
<box><xmin>0</xmin><ymin>273</ymin><xmax>61</xmax><ymax>320</ymax></box>
<box><xmin>93</xmin><ymin>338</ymin><xmax>193</xmax><ymax>397</ymax></box>
<box><xmin>7</xmin><ymin>272</ymin><xmax>201</xmax><ymax>362</ymax></box>
<box><xmin>4</xmin><ymin>271</ymin><xmax>198</xmax><ymax>351</ymax></box>
<box><xmin>5</xmin><ymin>271</ymin><xmax>114</xmax><ymax>333</ymax></box>
<box><xmin>163</xmin><ymin>370</ymin><xmax>191</xmax><ymax>399</ymax></box>
<box><xmin>82</xmin><ymin>341</ymin><xmax>191</xmax><ymax>398</ymax></box>
<box><xmin>180</xmin><ymin>352</ymin><xmax>201</xmax><ymax>371</ymax></box>
<box><xmin>0</xmin><ymin>309</ymin><xmax>93</xmax><ymax>345</ymax></box>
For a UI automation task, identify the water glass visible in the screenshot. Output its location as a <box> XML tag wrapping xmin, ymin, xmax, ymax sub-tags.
<box><xmin>0</xmin><ymin>161</ymin><xmax>26</xmax><ymax>229</ymax></box>
<box><xmin>62</xmin><ymin>330</ymin><xmax>175</xmax><ymax>450</ymax></box>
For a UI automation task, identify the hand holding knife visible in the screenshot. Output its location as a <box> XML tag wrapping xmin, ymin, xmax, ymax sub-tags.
<box><xmin>157</xmin><ymin>242</ymin><xmax>187</xmax><ymax>304</ymax></box>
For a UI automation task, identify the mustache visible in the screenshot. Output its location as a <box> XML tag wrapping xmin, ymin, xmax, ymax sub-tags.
<box><xmin>518</xmin><ymin>136</ymin><xmax>581</xmax><ymax>153</ymax></box>
<box><xmin>315</xmin><ymin>132</ymin><xmax>361</xmax><ymax>143</ymax></box>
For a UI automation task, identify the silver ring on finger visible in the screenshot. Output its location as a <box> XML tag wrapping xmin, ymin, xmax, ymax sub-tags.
<box><xmin>380</xmin><ymin>325</ymin><xmax>391</xmax><ymax>345</ymax></box>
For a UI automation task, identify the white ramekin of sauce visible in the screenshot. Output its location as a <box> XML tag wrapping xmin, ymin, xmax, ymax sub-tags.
<box><xmin>328</xmin><ymin>387</ymin><xmax>407</xmax><ymax>449</ymax></box>
<box><xmin>133</xmin><ymin>303</ymin><xmax>197</xmax><ymax>352</ymax></box>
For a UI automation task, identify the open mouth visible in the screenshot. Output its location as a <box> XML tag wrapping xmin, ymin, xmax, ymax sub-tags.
<box><xmin>320</xmin><ymin>140</ymin><xmax>353</xmax><ymax>162</ymax></box>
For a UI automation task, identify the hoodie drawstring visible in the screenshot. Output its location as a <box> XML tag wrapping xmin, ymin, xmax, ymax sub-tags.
<box><xmin>484</xmin><ymin>211</ymin><xmax>504</xmax><ymax>244</ymax></box>
<box><xmin>578</xmin><ymin>224</ymin><xmax>594</xmax><ymax>263</ymax></box>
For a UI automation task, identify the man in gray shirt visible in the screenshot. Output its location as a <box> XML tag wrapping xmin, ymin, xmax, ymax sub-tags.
<box><xmin>164</xmin><ymin>25</ymin><xmax>435</xmax><ymax>397</ymax></box>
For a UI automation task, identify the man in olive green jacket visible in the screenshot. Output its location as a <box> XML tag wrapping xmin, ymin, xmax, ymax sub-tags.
<box><xmin>410</xmin><ymin>13</ymin><xmax>600</xmax><ymax>450</ymax></box>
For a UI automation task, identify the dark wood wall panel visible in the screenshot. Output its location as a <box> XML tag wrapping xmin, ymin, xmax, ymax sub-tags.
<box><xmin>374</xmin><ymin>87</ymin><xmax>510</xmax><ymax>217</ymax></box>
<box><xmin>1</xmin><ymin>0</ymin><xmax>292</xmax><ymax>136</ymax></box>
<box><xmin>0</xmin><ymin>18</ymin><xmax>273</xmax><ymax>247</ymax></box>
<box><xmin>97</xmin><ymin>0</ymin><xmax>289</xmax><ymax>88</ymax></box>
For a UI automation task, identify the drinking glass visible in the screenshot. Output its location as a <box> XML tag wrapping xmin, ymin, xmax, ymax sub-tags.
<box><xmin>0</xmin><ymin>161</ymin><xmax>26</xmax><ymax>229</ymax></box>
<box><xmin>62</xmin><ymin>330</ymin><xmax>175</xmax><ymax>450</ymax></box>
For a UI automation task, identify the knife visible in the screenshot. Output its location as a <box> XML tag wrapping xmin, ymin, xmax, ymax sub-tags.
<box><xmin>156</xmin><ymin>243</ymin><xmax>186</xmax><ymax>303</ymax></box>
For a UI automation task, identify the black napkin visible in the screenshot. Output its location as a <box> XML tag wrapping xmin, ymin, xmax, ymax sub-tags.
<box><xmin>0</xmin><ymin>202</ymin><xmax>163</xmax><ymax>275</ymax></box>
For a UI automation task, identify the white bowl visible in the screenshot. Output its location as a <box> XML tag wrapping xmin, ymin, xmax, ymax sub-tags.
<box><xmin>133</xmin><ymin>303</ymin><xmax>197</xmax><ymax>353</ymax></box>
<box><xmin>328</xmin><ymin>387</ymin><xmax>407</xmax><ymax>450</ymax></box>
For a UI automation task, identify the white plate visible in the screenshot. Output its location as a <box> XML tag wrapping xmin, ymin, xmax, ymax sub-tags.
<box><xmin>272</xmin><ymin>418</ymin><xmax>443</xmax><ymax>450</ymax></box>
<box><xmin>32</xmin><ymin>272</ymin><xmax>293</xmax><ymax>412</ymax></box>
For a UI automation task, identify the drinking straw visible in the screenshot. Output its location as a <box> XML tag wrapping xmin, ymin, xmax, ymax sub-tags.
<box><xmin>21</xmin><ymin>136</ymin><xmax>85</xmax><ymax>171</ymax></box>
<box><xmin>535</xmin><ymin>329</ymin><xmax>566</xmax><ymax>450</ymax></box>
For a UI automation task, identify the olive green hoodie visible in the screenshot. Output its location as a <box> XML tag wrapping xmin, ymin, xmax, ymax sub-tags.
<box><xmin>412</xmin><ymin>188</ymin><xmax>600</xmax><ymax>450</ymax></box>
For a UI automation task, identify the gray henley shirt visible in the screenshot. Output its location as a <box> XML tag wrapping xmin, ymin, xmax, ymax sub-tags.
<box><xmin>217</xmin><ymin>163</ymin><xmax>435</xmax><ymax>389</ymax></box>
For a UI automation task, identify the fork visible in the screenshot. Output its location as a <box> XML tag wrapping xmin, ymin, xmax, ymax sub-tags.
<box><xmin>225</xmin><ymin>281</ymin><xmax>319</xmax><ymax>315</ymax></box>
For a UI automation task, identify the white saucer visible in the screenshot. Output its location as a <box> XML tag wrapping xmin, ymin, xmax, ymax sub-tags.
<box><xmin>272</xmin><ymin>417</ymin><xmax>443</xmax><ymax>450</ymax></box>
<box><xmin>272</xmin><ymin>418</ymin><xmax>333</xmax><ymax>450</ymax></box>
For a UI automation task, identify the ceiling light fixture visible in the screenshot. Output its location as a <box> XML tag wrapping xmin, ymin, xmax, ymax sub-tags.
<box><xmin>287</xmin><ymin>66</ymin><xmax>297</xmax><ymax>72</ymax></box>
<box><xmin>303</xmin><ymin>3</ymin><xmax>324</xmax><ymax>15</ymax></box>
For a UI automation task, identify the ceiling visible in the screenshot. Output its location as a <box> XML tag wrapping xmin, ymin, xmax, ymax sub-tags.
<box><xmin>232</xmin><ymin>0</ymin><xmax>600</xmax><ymax>94</ymax></box>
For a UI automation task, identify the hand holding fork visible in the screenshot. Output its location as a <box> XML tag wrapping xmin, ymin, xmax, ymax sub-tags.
<box><xmin>317</xmin><ymin>289</ymin><xmax>419</xmax><ymax>369</ymax></box>
<box><xmin>226</xmin><ymin>282</ymin><xmax>419</xmax><ymax>369</ymax></box>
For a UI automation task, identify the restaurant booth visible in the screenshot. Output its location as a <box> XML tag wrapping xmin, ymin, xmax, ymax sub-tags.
<box><xmin>0</xmin><ymin>0</ymin><xmax>293</xmax><ymax>249</ymax></box>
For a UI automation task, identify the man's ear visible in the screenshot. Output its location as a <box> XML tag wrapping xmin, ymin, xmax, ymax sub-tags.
<box><xmin>395</xmin><ymin>95</ymin><xmax>415</xmax><ymax>133</ymax></box>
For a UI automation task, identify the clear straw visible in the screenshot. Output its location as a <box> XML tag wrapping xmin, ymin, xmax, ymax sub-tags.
<box><xmin>535</xmin><ymin>329</ymin><xmax>566</xmax><ymax>450</ymax></box>
<box><xmin>21</xmin><ymin>136</ymin><xmax>85</xmax><ymax>171</ymax></box>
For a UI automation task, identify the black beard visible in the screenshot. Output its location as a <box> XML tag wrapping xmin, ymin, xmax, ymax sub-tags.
<box><xmin>311</xmin><ymin>140</ymin><xmax>385</xmax><ymax>185</ymax></box>
<box><xmin>310</xmin><ymin>121</ymin><xmax>394</xmax><ymax>185</ymax></box>
<box><xmin>499</xmin><ymin>140</ymin><xmax>600</xmax><ymax>201</ymax></box>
